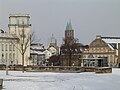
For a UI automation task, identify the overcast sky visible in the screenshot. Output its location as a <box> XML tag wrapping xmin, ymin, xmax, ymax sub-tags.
<box><xmin>0</xmin><ymin>0</ymin><xmax>120</xmax><ymax>46</ymax></box>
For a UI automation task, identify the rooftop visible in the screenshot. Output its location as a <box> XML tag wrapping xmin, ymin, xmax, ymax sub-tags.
<box><xmin>9</xmin><ymin>13</ymin><xmax>30</xmax><ymax>17</ymax></box>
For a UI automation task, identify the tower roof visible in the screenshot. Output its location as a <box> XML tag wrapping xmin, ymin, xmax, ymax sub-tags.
<box><xmin>66</xmin><ymin>21</ymin><xmax>73</xmax><ymax>30</ymax></box>
<box><xmin>90</xmin><ymin>35</ymin><xmax>108</xmax><ymax>47</ymax></box>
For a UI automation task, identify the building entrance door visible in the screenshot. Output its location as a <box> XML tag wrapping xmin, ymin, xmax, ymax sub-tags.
<box><xmin>98</xmin><ymin>57</ymin><xmax>108</xmax><ymax>67</ymax></box>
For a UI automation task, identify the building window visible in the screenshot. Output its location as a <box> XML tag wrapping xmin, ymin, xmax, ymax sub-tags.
<box><xmin>13</xmin><ymin>53</ymin><xmax>15</xmax><ymax>59</ymax></box>
<box><xmin>9</xmin><ymin>53</ymin><xmax>12</xmax><ymax>60</ymax></box>
<box><xmin>17</xmin><ymin>19</ymin><xmax>19</xmax><ymax>25</ymax></box>
<box><xmin>6</xmin><ymin>53</ymin><xmax>7</xmax><ymax>60</ymax></box>
<box><xmin>13</xmin><ymin>45</ymin><xmax>15</xmax><ymax>51</ymax></box>
<box><xmin>2</xmin><ymin>53</ymin><xmax>4</xmax><ymax>59</ymax></box>
<box><xmin>110</xmin><ymin>55</ymin><xmax>113</xmax><ymax>63</ymax></box>
<box><xmin>6</xmin><ymin>44</ymin><xmax>8</xmax><ymax>51</ymax></box>
<box><xmin>9</xmin><ymin>45</ymin><xmax>12</xmax><ymax>51</ymax></box>
<box><xmin>97</xmin><ymin>48</ymin><xmax>99</xmax><ymax>50</ymax></box>
<box><xmin>2</xmin><ymin>44</ymin><xmax>4</xmax><ymax>51</ymax></box>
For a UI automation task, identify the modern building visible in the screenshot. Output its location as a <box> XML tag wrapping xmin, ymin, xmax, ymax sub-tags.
<box><xmin>102</xmin><ymin>36</ymin><xmax>120</xmax><ymax>67</ymax></box>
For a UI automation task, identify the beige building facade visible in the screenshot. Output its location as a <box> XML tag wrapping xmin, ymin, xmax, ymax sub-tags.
<box><xmin>82</xmin><ymin>35</ymin><xmax>117</xmax><ymax>67</ymax></box>
<box><xmin>0</xmin><ymin>29</ymin><xmax>18</xmax><ymax>65</ymax></box>
<box><xmin>8</xmin><ymin>14</ymin><xmax>31</xmax><ymax>66</ymax></box>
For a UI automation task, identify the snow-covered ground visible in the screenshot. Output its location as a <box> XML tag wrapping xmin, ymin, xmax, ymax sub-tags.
<box><xmin>0</xmin><ymin>68</ymin><xmax>120</xmax><ymax>90</ymax></box>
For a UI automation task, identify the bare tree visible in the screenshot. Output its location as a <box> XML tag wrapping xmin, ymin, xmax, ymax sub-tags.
<box><xmin>61</xmin><ymin>37</ymin><xmax>80</xmax><ymax>66</ymax></box>
<box><xmin>10</xmin><ymin>24</ymin><xmax>35</xmax><ymax>73</ymax></box>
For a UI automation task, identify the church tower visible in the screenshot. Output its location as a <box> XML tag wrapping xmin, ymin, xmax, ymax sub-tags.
<box><xmin>60</xmin><ymin>21</ymin><xmax>81</xmax><ymax>66</ymax></box>
<box><xmin>49</xmin><ymin>34</ymin><xmax>57</xmax><ymax>47</ymax></box>
<box><xmin>8</xmin><ymin>14</ymin><xmax>31</xmax><ymax>35</ymax></box>
<box><xmin>65</xmin><ymin>21</ymin><xmax>74</xmax><ymax>44</ymax></box>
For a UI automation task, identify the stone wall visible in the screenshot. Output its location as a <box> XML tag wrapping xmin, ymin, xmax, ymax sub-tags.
<box><xmin>0</xmin><ymin>66</ymin><xmax>112</xmax><ymax>73</ymax></box>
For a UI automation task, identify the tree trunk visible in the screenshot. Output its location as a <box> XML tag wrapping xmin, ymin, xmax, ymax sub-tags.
<box><xmin>68</xmin><ymin>47</ymin><xmax>72</xmax><ymax>66</ymax></box>
<box><xmin>22</xmin><ymin>53</ymin><xmax>24</xmax><ymax>73</ymax></box>
<box><xmin>69</xmin><ymin>53</ymin><xmax>72</xmax><ymax>66</ymax></box>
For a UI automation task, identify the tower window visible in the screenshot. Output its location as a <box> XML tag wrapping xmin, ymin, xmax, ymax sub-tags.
<box><xmin>2</xmin><ymin>44</ymin><xmax>4</xmax><ymax>51</ymax></box>
<box><xmin>9</xmin><ymin>53</ymin><xmax>12</xmax><ymax>59</ymax></box>
<box><xmin>9</xmin><ymin>45</ymin><xmax>12</xmax><ymax>51</ymax></box>
<box><xmin>6</xmin><ymin>44</ymin><xmax>8</xmax><ymax>51</ymax></box>
<box><xmin>6</xmin><ymin>53</ymin><xmax>8</xmax><ymax>60</ymax></box>
<box><xmin>13</xmin><ymin>45</ymin><xmax>15</xmax><ymax>51</ymax></box>
<box><xmin>13</xmin><ymin>53</ymin><xmax>15</xmax><ymax>59</ymax></box>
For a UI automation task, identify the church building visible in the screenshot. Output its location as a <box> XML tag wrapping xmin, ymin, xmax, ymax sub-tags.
<box><xmin>60</xmin><ymin>21</ymin><xmax>82</xmax><ymax>66</ymax></box>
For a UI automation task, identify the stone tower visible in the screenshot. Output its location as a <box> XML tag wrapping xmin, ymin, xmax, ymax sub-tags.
<box><xmin>49</xmin><ymin>34</ymin><xmax>57</xmax><ymax>47</ymax></box>
<box><xmin>8</xmin><ymin>14</ymin><xmax>31</xmax><ymax>66</ymax></box>
<box><xmin>65</xmin><ymin>21</ymin><xmax>74</xmax><ymax>44</ymax></box>
<box><xmin>60</xmin><ymin>21</ymin><xmax>81</xmax><ymax>66</ymax></box>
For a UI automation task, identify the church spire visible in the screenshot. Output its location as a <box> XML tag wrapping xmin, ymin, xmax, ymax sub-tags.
<box><xmin>66</xmin><ymin>21</ymin><xmax>73</xmax><ymax>30</ymax></box>
<box><xmin>66</xmin><ymin>22</ymin><xmax>69</xmax><ymax>30</ymax></box>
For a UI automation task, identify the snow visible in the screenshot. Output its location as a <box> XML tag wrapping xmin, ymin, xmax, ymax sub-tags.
<box><xmin>0</xmin><ymin>68</ymin><xmax>120</xmax><ymax>90</ymax></box>
<box><xmin>102</xmin><ymin>38</ymin><xmax>120</xmax><ymax>44</ymax></box>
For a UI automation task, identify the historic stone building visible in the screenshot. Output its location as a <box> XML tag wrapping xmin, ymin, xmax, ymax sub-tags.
<box><xmin>82</xmin><ymin>35</ymin><xmax>117</xmax><ymax>67</ymax></box>
<box><xmin>30</xmin><ymin>43</ymin><xmax>46</xmax><ymax>66</ymax></box>
<box><xmin>8</xmin><ymin>14</ymin><xmax>31</xmax><ymax>66</ymax></box>
<box><xmin>0</xmin><ymin>29</ymin><xmax>18</xmax><ymax>65</ymax></box>
<box><xmin>48</xmin><ymin>34</ymin><xmax>59</xmax><ymax>56</ymax></box>
<box><xmin>60</xmin><ymin>21</ymin><xmax>83</xmax><ymax>66</ymax></box>
<box><xmin>30</xmin><ymin>35</ymin><xmax>59</xmax><ymax>66</ymax></box>
<box><xmin>47</xmin><ymin>35</ymin><xmax>59</xmax><ymax>65</ymax></box>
